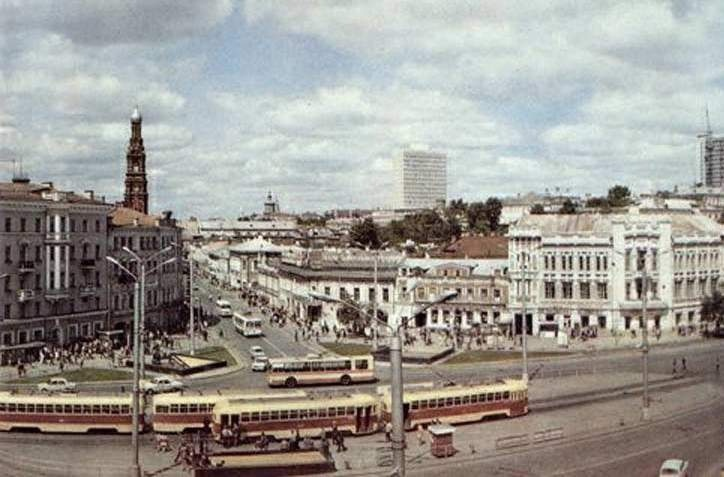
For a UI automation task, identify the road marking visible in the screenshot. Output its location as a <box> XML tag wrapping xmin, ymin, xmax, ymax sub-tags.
<box><xmin>261</xmin><ymin>335</ymin><xmax>288</xmax><ymax>357</ymax></box>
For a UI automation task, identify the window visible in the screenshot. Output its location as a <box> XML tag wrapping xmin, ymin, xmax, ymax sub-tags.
<box><xmin>19</xmin><ymin>218</ymin><xmax>25</xmax><ymax>232</ymax></box>
<box><xmin>382</xmin><ymin>288</ymin><xmax>389</xmax><ymax>302</ymax></box>
<box><xmin>82</xmin><ymin>220</ymin><xmax>88</xmax><ymax>232</ymax></box>
<box><xmin>597</xmin><ymin>283</ymin><xmax>608</xmax><ymax>300</ymax></box>
<box><xmin>580</xmin><ymin>282</ymin><xmax>590</xmax><ymax>299</ymax></box>
<box><xmin>95</xmin><ymin>220</ymin><xmax>101</xmax><ymax>232</ymax></box>
<box><xmin>562</xmin><ymin>282</ymin><xmax>573</xmax><ymax>299</ymax></box>
<box><xmin>4</xmin><ymin>217</ymin><xmax>10</xmax><ymax>232</ymax></box>
<box><xmin>5</xmin><ymin>245</ymin><xmax>11</xmax><ymax>263</ymax></box>
<box><xmin>544</xmin><ymin>282</ymin><xmax>555</xmax><ymax>299</ymax></box>
<box><xmin>35</xmin><ymin>218</ymin><xmax>41</xmax><ymax>232</ymax></box>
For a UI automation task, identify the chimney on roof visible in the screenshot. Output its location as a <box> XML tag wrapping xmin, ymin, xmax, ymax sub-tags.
<box><xmin>84</xmin><ymin>190</ymin><xmax>94</xmax><ymax>200</ymax></box>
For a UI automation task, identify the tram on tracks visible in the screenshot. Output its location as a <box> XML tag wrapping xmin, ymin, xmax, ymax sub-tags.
<box><xmin>0</xmin><ymin>391</ymin><xmax>140</xmax><ymax>433</ymax></box>
<box><xmin>212</xmin><ymin>392</ymin><xmax>380</xmax><ymax>439</ymax></box>
<box><xmin>378</xmin><ymin>379</ymin><xmax>528</xmax><ymax>430</ymax></box>
<box><xmin>152</xmin><ymin>389</ymin><xmax>306</xmax><ymax>433</ymax></box>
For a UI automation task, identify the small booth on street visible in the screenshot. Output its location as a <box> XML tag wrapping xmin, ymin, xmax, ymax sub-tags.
<box><xmin>428</xmin><ymin>424</ymin><xmax>456</xmax><ymax>458</ymax></box>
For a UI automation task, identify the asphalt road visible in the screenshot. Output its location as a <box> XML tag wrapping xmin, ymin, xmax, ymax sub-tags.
<box><xmin>410</xmin><ymin>396</ymin><xmax>724</xmax><ymax>477</ymax></box>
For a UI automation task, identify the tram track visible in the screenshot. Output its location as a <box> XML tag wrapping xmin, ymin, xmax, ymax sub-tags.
<box><xmin>0</xmin><ymin>374</ymin><xmax>705</xmax><ymax>446</ymax></box>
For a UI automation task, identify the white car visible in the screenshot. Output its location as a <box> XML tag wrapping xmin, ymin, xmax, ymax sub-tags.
<box><xmin>37</xmin><ymin>377</ymin><xmax>77</xmax><ymax>393</ymax></box>
<box><xmin>251</xmin><ymin>356</ymin><xmax>269</xmax><ymax>372</ymax></box>
<box><xmin>659</xmin><ymin>459</ymin><xmax>689</xmax><ymax>477</ymax></box>
<box><xmin>249</xmin><ymin>345</ymin><xmax>265</xmax><ymax>359</ymax></box>
<box><xmin>140</xmin><ymin>376</ymin><xmax>185</xmax><ymax>394</ymax></box>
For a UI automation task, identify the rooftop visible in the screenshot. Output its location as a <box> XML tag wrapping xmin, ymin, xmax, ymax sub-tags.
<box><xmin>433</xmin><ymin>235</ymin><xmax>508</xmax><ymax>259</ymax></box>
<box><xmin>512</xmin><ymin>211</ymin><xmax>724</xmax><ymax>237</ymax></box>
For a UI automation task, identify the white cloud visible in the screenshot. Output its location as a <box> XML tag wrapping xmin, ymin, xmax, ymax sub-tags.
<box><xmin>1</xmin><ymin>0</ymin><xmax>234</xmax><ymax>45</ymax></box>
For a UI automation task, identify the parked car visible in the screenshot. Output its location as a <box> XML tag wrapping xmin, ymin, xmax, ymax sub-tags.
<box><xmin>249</xmin><ymin>345</ymin><xmax>265</xmax><ymax>359</ymax></box>
<box><xmin>659</xmin><ymin>459</ymin><xmax>689</xmax><ymax>477</ymax></box>
<box><xmin>140</xmin><ymin>376</ymin><xmax>185</xmax><ymax>394</ymax></box>
<box><xmin>251</xmin><ymin>356</ymin><xmax>270</xmax><ymax>372</ymax></box>
<box><xmin>37</xmin><ymin>377</ymin><xmax>77</xmax><ymax>393</ymax></box>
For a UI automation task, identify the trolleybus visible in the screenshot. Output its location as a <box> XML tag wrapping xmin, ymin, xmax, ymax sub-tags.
<box><xmin>267</xmin><ymin>354</ymin><xmax>375</xmax><ymax>388</ymax></box>
<box><xmin>233</xmin><ymin>313</ymin><xmax>263</xmax><ymax>337</ymax></box>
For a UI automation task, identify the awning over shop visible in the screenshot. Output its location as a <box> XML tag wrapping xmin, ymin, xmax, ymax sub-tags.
<box><xmin>0</xmin><ymin>341</ymin><xmax>45</xmax><ymax>352</ymax></box>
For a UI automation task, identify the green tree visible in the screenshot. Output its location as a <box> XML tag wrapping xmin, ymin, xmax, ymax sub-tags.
<box><xmin>530</xmin><ymin>204</ymin><xmax>545</xmax><ymax>215</ymax></box>
<box><xmin>466</xmin><ymin>201</ymin><xmax>487</xmax><ymax>232</ymax></box>
<box><xmin>448</xmin><ymin>198</ymin><xmax>467</xmax><ymax>214</ymax></box>
<box><xmin>701</xmin><ymin>291</ymin><xmax>724</xmax><ymax>335</ymax></box>
<box><xmin>585</xmin><ymin>197</ymin><xmax>609</xmax><ymax>208</ymax></box>
<box><xmin>560</xmin><ymin>198</ymin><xmax>577</xmax><ymax>214</ymax></box>
<box><xmin>350</xmin><ymin>217</ymin><xmax>381</xmax><ymax>248</ymax></box>
<box><xmin>484</xmin><ymin>197</ymin><xmax>503</xmax><ymax>232</ymax></box>
<box><xmin>607</xmin><ymin>185</ymin><xmax>632</xmax><ymax>208</ymax></box>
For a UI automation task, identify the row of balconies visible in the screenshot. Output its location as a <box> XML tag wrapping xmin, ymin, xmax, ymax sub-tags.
<box><xmin>13</xmin><ymin>285</ymin><xmax>98</xmax><ymax>302</ymax></box>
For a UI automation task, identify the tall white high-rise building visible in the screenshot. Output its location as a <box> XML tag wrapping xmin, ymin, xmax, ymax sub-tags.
<box><xmin>394</xmin><ymin>148</ymin><xmax>447</xmax><ymax>209</ymax></box>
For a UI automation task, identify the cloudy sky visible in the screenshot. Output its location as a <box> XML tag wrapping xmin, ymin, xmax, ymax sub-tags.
<box><xmin>1</xmin><ymin>0</ymin><xmax>723</xmax><ymax>218</ymax></box>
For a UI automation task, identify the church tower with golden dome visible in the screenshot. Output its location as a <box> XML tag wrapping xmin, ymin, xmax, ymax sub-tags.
<box><xmin>123</xmin><ymin>106</ymin><xmax>149</xmax><ymax>214</ymax></box>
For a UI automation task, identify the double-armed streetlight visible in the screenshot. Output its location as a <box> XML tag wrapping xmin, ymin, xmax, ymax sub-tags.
<box><xmin>311</xmin><ymin>288</ymin><xmax>458</xmax><ymax>477</ymax></box>
<box><xmin>349</xmin><ymin>240</ymin><xmax>390</xmax><ymax>351</ymax></box>
<box><xmin>612</xmin><ymin>246</ymin><xmax>669</xmax><ymax>421</ymax></box>
<box><xmin>106</xmin><ymin>247</ymin><xmax>175</xmax><ymax>477</ymax></box>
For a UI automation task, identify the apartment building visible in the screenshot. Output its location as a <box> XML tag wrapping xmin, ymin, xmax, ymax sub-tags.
<box><xmin>0</xmin><ymin>179</ymin><xmax>113</xmax><ymax>364</ymax></box>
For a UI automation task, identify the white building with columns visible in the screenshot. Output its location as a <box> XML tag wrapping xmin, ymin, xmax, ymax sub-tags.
<box><xmin>508</xmin><ymin>210</ymin><xmax>722</xmax><ymax>337</ymax></box>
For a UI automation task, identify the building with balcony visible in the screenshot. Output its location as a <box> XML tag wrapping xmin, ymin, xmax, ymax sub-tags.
<box><xmin>507</xmin><ymin>210</ymin><xmax>723</xmax><ymax>338</ymax></box>
<box><xmin>108</xmin><ymin>207</ymin><xmax>183</xmax><ymax>333</ymax></box>
<box><xmin>256</xmin><ymin>248</ymin><xmax>403</xmax><ymax>327</ymax></box>
<box><xmin>396</xmin><ymin>258</ymin><xmax>509</xmax><ymax>330</ymax></box>
<box><xmin>0</xmin><ymin>178</ymin><xmax>113</xmax><ymax>364</ymax></box>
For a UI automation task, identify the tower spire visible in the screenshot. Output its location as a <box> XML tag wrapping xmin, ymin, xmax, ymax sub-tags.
<box><xmin>123</xmin><ymin>106</ymin><xmax>149</xmax><ymax>214</ymax></box>
<box><xmin>706</xmin><ymin>104</ymin><xmax>712</xmax><ymax>135</ymax></box>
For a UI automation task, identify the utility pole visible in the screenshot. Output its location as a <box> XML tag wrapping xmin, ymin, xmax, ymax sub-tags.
<box><xmin>372</xmin><ymin>252</ymin><xmax>378</xmax><ymax>351</ymax></box>
<box><xmin>641</xmin><ymin>256</ymin><xmax>650</xmax><ymax>420</ymax></box>
<box><xmin>389</xmin><ymin>331</ymin><xmax>405</xmax><ymax>476</ymax></box>
<box><xmin>130</xmin><ymin>282</ymin><xmax>142</xmax><ymax>477</ymax></box>
<box><xmin>190</xmin><ymin>258</ymin><xmax>196</xmax><ymax>355</ymax></box>
<box><xmin>139</xmin><ymin>263</ymin><xmax>146</xmax><ymax>379</ymax></box>
<box><xmin>521</xmin><ymin>274</ymin><xmax>529</xmax><ymax>383</ymax></box>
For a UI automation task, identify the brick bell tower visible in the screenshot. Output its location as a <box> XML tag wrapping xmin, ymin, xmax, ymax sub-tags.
<box><xmin>123</xmin><ymin>105</ymin><xmax>149</xmax><ymax>214</ymax></box>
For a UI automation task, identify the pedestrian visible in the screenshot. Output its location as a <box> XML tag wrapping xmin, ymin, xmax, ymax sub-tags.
<box><xmin>384</xmin><ymin>421</ymin><xmax>392</xmax><ymax>442</ymax></box>
<box><xmin>336</xmin><ymin>433</ymin><xmax>347</xmax><ymax>452</ymax></box>
<box><xmin>672</xmin><ymin>358</ymin><xmax>677</xmax><ymax>375</ymax></box>
<box><xmin>682</xmin><ymin>357</ymin><xmax>687</xmax><ymax>371</ymax></box>
<box><xmin>319</xmin><ymin>433</ymin><xmax>331</xmax><ymax>459</ymax></box>
<box><xmin>416</xmin><ymin>425</ymin><xmax>425</xmax><ymax>446</ymax></box>
<box><xmin>717</xmin><ymin>356</ymin><xmax>720</xmax><ymax>375</ymax></box>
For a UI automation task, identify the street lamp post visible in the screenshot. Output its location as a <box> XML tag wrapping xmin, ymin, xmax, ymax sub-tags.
<box><xmin>189</xmin><ymin>257</ymin><xmax>196</xmax><ymax>356</ymax></box>
<box><xmin>170</xmin><ymin>242</ymin><xmax>196</xmax><ymax>355</ymax></box>
<box><xmin>122</xmin><ymin>245</ymin><xmax>174</xmax><ymax>378</ymax></box>
<box><xmin>640</xmin><ymin>260</ymin><xmax>650</xmax><ymax>421</ymax></box>
<box><xmin>310</xmin><ymin>288</ymin><xmax>456</xmax><ymax>477</ymax></box>
<box><xmin>105</xmin><ymin>257</ymin><xmax>142</xmax><ymax>477</ymax></box>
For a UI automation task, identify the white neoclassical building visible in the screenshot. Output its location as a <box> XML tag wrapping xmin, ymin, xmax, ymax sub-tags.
<box><xmin>508</xmin><ymin>210</ymin><xmax>722</xmax><ymax>337</ymax></box>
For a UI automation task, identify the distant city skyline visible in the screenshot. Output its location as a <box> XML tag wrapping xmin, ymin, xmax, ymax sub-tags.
<box><xmin>1</xmin><ymin>1</ymin><xmax>723</xmax><ymax>218</ymax></box>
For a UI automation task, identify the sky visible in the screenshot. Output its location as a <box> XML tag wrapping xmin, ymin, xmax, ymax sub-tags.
<box><xmin>1</xmin><ymin>0</ymin><xmax>724</xmax><ymax>219</ymax></box>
